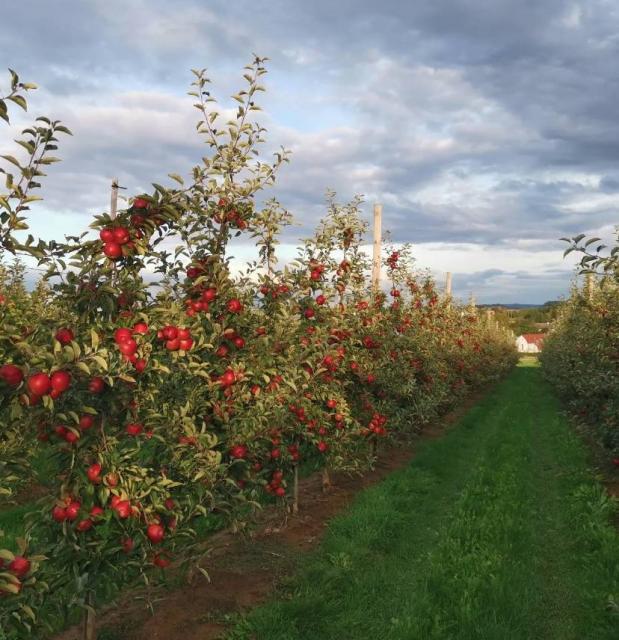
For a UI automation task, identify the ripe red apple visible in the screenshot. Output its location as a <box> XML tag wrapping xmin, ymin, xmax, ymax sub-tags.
<box><xmin>153</xmin><ymin>553</ymin><xmax>170</xmax><ymax>568</ymax></box>
<box><xmin>50</xmin><ymin>370</ymin><xmax>71</xmax><ymax>393</ymax></box>
<box><xmin>317</xmin><ymin>441</ymin><xmax>329</xmax><ymax>453</ymax></box>
<box><xmin>64</xmin><ymin>430</ymin><xmax>80</xmax><ymax>444</ymax></box>
<box><xmin>8</xmin><ymin>557</ymin><xmax>30</xmax><ymax>577</ymax></box>
<box><xmin>112</xmin><ymin>226</ymin><xmax>130</xmax><ymax>245</ymax></box>
<box><xmin>117</xmin><ymin>338</ymin><xmax>137</xmax><ymax>355</ymax></box>
<box><xmin>51</xmin><ymin>505</ymin><xmax>67</xmax><ymax>522</ymax></box>
<box><xmin>227</xmin><ymin>299</ymin><xmax>243</xmax><ymax>313</ymax></box>
<box><xmin>122</xmin><ymin>537</ymin><xmax>134</xmax><ymax>553</ymax></box>
<box><xmin>90</xmin><ymin>506</ymin><xmax>104</xmax><ymax>518</ymax></box>
<box><xmin>133</xmin><ymin>197</ymin><xmax>148</xmax><ymax>209</ymax></box>
<box><xmin>134</xmin><ymin>358</ymin><xmax>147</xmax><ymax>373</ymax></box>
<box><xmin>55</xmin><ymin>327</ymin><xmax>74</xmax><ymax>345</ymax></box>
<box><xmin>79</xmin><ymin>415</ymin><xmax>94</xmax><ymax>430</ymax></box>
<box><xmin>133</xmin><ymin>322</ymin><xmax>149</xmax><ymax>335</ymax></box>
<box><xmin>114</xmin><ymin>327</ymin><xmax>133</xmax><ymax>343</ymax></box>
<box><xmin>27</xmin><ymin>372</ymin><xmax>52</xmax><ymax>396</ymax></box>
<box><xmin>88</xmin><ymin>376</ymin><xmax>105</xmax><ymax>394</ymax></box>
<box><xmin>76</xmin><ymin>518</ymin><xmax>94</xmax><ymax>533</ymax></box>
<box><xmin>146</xmin><ymin>523</ymin><xmax>165</xmax><ymax>544</ymax></box>
<box><xmin>65</xmin><ymin>501</ymin><xmax>81</xmax><ymax>521</ymax></box>
<box><xmin>103</xmin><ymin>242</ymin><xmax>123</xmax><ymax>259</ymax></box>
<box><xmin>202</xmin><ymin>288</ymin><xmax>217</xmax><ymax>302</ymax></box>
<box><xmin>99</xmin><ymin>228</ymin><xmax>115</xmax><ymax>243</ymax></box>
<box><xmin>87</xmin><ymin>463</ymin><xmax>102</xmax><ymax>483</ymax></box>
<box><xmin>0</xmin><ymin>364</ymin><xmax>23</xmax><ymax>387</ymax></box>
<box><xmin>229</xmin><ymin>444</ymin><xmax>248</xmax><ymax>459</ymax></box>
<box><xmin>114</xmin><ymin>500</ymin><xmax>132</xmax><ymax>519</ymax></box>
<box><xmin>126</xmin><ymin>423</ymin><xmax>143</xmax><ymax>436</ymax></box>
<box><xmin>179</xmin><ymin>338</ymin><xmax>193</xmax><ymax>351</ymax></box>
<box><xmin>162</xmin><ymin>325</ymin><xmax>178</xmax><ymax>340</ymax></box>
<box><xmin>326</xmin><ymin>399</ymin><xmax>337</xmax><ymax>410</ymax></box>
<box><xmin>304</xmin><ymin>308</ymin><xmax>315</xmax><ymax>319</ymax></box>
<box><xmin>220</xmin><ymin>369</ymin><xmax>236</xmax><ymax>387</ymax></box>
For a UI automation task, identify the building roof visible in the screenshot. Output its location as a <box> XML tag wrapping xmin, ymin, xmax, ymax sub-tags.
<box><xmin>520</xmin><ymin>333</ymin><xmax>545</xmax><ymax>348</ymax></box>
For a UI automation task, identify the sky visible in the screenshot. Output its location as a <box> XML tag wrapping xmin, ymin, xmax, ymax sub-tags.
<box><xmin>1</xmin><ymin>0</ymin><xmax>618</xmax><ymax>303</ymax></box>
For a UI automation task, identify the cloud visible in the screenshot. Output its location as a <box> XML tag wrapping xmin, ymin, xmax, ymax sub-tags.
<box><xmin>2</xmin><ymin>0</ymin><xmax>618</xmax><ymax>302</ymax></box>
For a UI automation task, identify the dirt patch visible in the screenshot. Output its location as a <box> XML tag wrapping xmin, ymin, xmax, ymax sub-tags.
<box><xmin>54</xmin><ymin>389</ymin><xmax>486</xmax><ymax>640</ymax></box>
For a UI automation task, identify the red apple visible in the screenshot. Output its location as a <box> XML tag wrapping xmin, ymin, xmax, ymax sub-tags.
<box><xmin>146</xmin><ymin>523</ymin><xmax>165</xmax><ymax>544</ymax></box>
<box><xmin>0</xmin><ymin>364</ymin><xmax>23</xmax><ymax>387</ymax></box>
<box><xmin>55</xmin><ymin>327</ymin><xmax>74</xmax><ymax>345</ymax></box>
<box><xmin>103</xmin><ymin>242</ymin><xmax>122</xmax><ymax>259</ymax></box>
<box><xmin>27</xmin><ymin>372</ymin><xmax>51</xmax><ymax>396</ymax></box>
<box><xmin>50</xmin><ymin>370</ymin><xmax>71</xmax><ymax>393</ymax></box>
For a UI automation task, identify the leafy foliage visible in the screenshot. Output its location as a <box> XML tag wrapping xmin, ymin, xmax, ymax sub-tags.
<box><xmin>0</xmin><ymin>61</ymin><xmax>516</xmax><ymax>639</ymax></box>
<box><xmin>542</xmin><ymin>234</ymin><xmax>619</xmax><ymax>454</ymax></box>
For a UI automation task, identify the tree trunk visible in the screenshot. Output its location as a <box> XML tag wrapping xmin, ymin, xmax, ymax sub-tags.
<box><xmin>292</xmin><ymin>462</ymin><xmax>299</xmax><ymax>514</ymax></box>
<box><xmin>321</xmin><ymin>467</ymin><xmax>331</xmax><ymax>493</ymax></box>
<box><xmin>83</xmin><ymin>591</ymin><xmax>96</xmax><ymax>640</ymax></box>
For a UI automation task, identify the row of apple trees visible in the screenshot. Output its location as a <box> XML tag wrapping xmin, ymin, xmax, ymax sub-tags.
<box><xmin>541</xmin><ymin>231</ymin><xmax>619</xmax><ymax>457</ymax></box>
<box><xmin>0</xmin><ymin>61</ymin><xmax>517</xmax><ymax>639</ymax></box>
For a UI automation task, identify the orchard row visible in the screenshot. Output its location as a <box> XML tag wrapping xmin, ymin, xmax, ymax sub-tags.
<box><xmin>542</xmin><ymin>259</ymin><xmax>619</xmax><ymax>461</ymax></box>
<box><xmin>0</xmin><ymin>60</ymin><xmax>517</xmax><ymax>638</ymax></box>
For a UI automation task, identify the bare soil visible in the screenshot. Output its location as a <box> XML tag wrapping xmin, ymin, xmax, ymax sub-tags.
<box><xmin>54</xmin><ymin>392</ymin><xmax>482</xmax><ymax>640</ymax></box>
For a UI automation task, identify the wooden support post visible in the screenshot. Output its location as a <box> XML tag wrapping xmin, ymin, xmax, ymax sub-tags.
<box><xmin>321</xmin><ymin>467</ymin><xmax>331</xmax><ymax>493</ymax></box>
<box><xmin>469</xmin><ymin>293</ymin><xmax>476</xmax><ymax>312</ymax></box>
<box><xmin>292</xmin><ymin>463</ymin><xmax>299</xmax><ymax>515</ymax></box>
<box><xmin>110</xmin><ymin>178</ymin><xmax>119</xmax><ymax>221</ymax></box>
<box><xmin>82</xmin><ymin>591</ymin><xmax>95</xmax><ymax>640</ymax></box>
<box><xmin>371</xmin><ymin>203</ymin><xmax>382</xmax><ymax>294</ymax></box>
<box><xmin>445</xmin><ymin>272</ymin><xmax>452</xmax><ymax>308</ymax></box>
<box><xmin>585</xmin><ymin>273</ymin><xmax>594</xmax><ymax>301</ymax></box>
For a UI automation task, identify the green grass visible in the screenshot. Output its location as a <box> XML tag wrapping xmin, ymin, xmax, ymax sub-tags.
<box><xmin>228</xmin><ymin>359</ymin><xmax>619</xmax><ymax>640</ymax></box>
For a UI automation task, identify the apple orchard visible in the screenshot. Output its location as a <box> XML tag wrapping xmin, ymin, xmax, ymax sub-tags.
<box><xmin>0</xmin><ymin>60</ymin><xmax>517</xmax><ymax>638</ymax></box>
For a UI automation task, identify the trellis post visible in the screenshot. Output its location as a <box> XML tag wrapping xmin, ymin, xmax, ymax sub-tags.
<box><xmin>372</xmin><ymin>203</ymin><xmax>382</xmax><ymax>293</ymax></box>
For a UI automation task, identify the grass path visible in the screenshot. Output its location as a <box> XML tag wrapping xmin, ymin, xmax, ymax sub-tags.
<box><xmin>228</xmin><ymin>358</ymin><xmax>619</xmax><ymax>640</ymax></box>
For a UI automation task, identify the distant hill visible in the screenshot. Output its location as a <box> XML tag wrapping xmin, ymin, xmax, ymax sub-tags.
<box><xmin>478</xmin><ymin>302</ymin><xmax>560</xmax><ymax>310</ymax></box>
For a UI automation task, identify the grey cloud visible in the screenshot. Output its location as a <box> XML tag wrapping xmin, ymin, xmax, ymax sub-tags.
<box><xmin>2</xmin><ymin>0</ymin><xmax>619</xmax><ymax>302</ymax></box>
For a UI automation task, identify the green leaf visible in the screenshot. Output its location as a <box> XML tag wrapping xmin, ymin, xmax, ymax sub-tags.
<box><xmin>76</xmin><ymin>362</ymin><xmax>91</xmax><ymax>375</ymax></box>
<box><xmin>0</xmin><ymin>155</ymin><xmax>21</xmax><ymax>168</ymax></box>
<box><xmin>8</xmin><ymin>95</ymin><xmax>27</xmax><ymax>111</ymax></box>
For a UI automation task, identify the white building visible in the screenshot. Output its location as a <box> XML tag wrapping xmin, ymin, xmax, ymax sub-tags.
<box><xmin>515</xmin><ymin>333</ymin><xmax>545</xmax><ymax>353</ymax></box>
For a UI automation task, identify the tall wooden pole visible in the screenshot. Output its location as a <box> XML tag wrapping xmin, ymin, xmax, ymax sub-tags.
<box><xmin>585</xmin><ymin>273</ymin><xmax>594</xmax><ymax>301</ymax></box>
<box><xmin>372</xmin><ymin>203</ymin><xmax>382</xmax><ymax>293</ymax></box>
<box><xmin>445</xmin><ymin>272</ymin><xmax>452</xmax><ymax>297</ymax></box>
<box><xmin>110</xmin><ymin>178</ymin><xmax>119</xmax><ymax>221</ymax></box>
<box><xmin>469</xmin><ymin>293</ymin><xmax>476</xmax><ymax>313</ymax></box>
